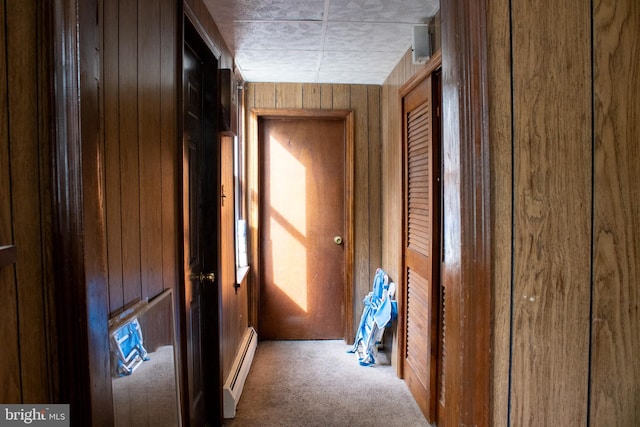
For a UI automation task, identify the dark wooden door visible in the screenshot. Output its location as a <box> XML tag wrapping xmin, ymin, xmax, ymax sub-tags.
<box><xmin>183</xmin><ymin>39</ymin><xmax>220</xmax><ymax>426</ymax></box>
<box><xmin>402</xmin><ymin>72</ymin><xmax>441</xmax><ymax>423</ymax></box>
<box><xmin>259</xmin><ymin>117</ymin><xmax>345</xmax><ymax>340</ymax></box>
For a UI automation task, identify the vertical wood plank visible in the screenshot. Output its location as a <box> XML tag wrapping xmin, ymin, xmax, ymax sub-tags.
<box><xmin>160</xmin><ymin>0</ymin><xmax>177</xmax><ymax>293</ymax></box>
<box><xmin>511</xmin><ymin>0</ymin><xmax>592</xmax><ymax>425</ymax></box>
<box><xmin>6</xmin><ymin>0</ymin><xmax>48</xmax><ymax>402</ymax></box>
<box><xmin>0</xmin><ymin>265</ymin><xmax>20</xmax><ymax>403</ymax></box>
<box><xmin>367</xmin><ymin>85</ymin><xmax>381</xmax><ymax>278</ymax></box>
<box><xmin>246</xmin><ymin>91</ymin><xmax>260</xmax><ymax>329</ymax></box>
<box><xmin>254</xmin><ymin>82</ymin><xmax>276</xmax><ymax>109</ymax></box>
<box><xmin>320</xmin><ymin>84</ymin><xmax>333</xmax><ymax>109</ymax></box>
<box><xmin>350</xmin><ymin>84</ymin><xmax>370</xmax><ymax>314</ymax></box>
<box><xmin>302</xmin><ymin>83</ymin><xmax>321</xmax><ymax>109</ymax></box>
<box><xmin>37</xmin><ymin>1</ymin><xmax>55</xmax><ymax>398</ymax></box>
<box><xmin>138</xmin><ymin>0</ymin><xmax>163</xmax><ymax>299</ymax></box>
<box><xmin>275</xmin><ymin>83</ymin><xmax>302</xmax><ymax>109</ymax></box>
<box><xmin>381</xmin><ymin>48</ymin><xmax>416</xmax><ymax>371</ymax></box>
<box><xmin>591</xmin><ymin>0</ymin><xmax>640</xmax><ymax>425</ymax></box>
<box><xmin>487</xmin><ymin>0</ymin><xmax>513</xmax><ymax>424</ymax></box>
<box><xmin>380</xmin><ymin>50</ymin><xmax>408</xmax><ymax>284</ymax></box>
<box><xmin>104</xmin><ymin>0</ymin><xmax>124</xmax><ymax>314</ymax></box>
<box><xmin>0</xmin><ymin>0</ymin><xmax>11</xmax><ymax>259</ymax></box>
<box><xmin>332</xmin><ymin>84</ymin><xmax>350</xmax><ymax>109</ymax></box>
<box><xmin>246</xmin><ymin>82</ymin><xmax>256</xmax><ymax>110</ymax></box>
<box><xmin>119</xmin><ymin>0</ymin><xmax>142</xmax><ymax>305</ymax></box>
<box><xmin>0</xmin><ymin>0</ymin><xmax>21</xmax><ymax>402</ymax></box>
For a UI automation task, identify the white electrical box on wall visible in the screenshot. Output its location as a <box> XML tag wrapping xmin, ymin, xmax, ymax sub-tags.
<box><xmin>412</xmin><ymin>24</ymin><xmax>432</xmax><ymax>64</ymax></box>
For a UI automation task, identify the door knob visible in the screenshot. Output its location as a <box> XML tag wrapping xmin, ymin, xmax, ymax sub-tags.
<box><xmin>333</xmin><ymin>236</ymin><xmax>343</xmax><ymax>245</ymax></box>
<box><xmin>191</xmin><ymin>272</ymin><xmax>216</xmax><ymax>283</ymax></box>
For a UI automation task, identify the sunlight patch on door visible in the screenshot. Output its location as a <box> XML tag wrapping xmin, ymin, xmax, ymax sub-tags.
<box><xmin>269</xmin><ymin>137</ymin><xmax>306</xmax><ymax>234</ymax></box>
<box><xmin>270</xmin><ymin>218</ymin><xmax>307</xmax><ymax>312</ymax></box>
<box><xmin>269</xmin><ymin>136</ymin><xmax>307</xmax><ymax>312</ymax></box>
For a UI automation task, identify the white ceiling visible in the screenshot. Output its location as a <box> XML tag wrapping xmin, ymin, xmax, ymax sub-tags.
<box><xmin>203</xmin><ymin>0</ymin><xmax>440</xmax><ymax>84</ymax></box>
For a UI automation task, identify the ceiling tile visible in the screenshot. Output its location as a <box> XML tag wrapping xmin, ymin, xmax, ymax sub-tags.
<box><xmin>204</xmin><ymin>0</ymin><xmax>326</xmax><ymax>21</ymax></box>
<box><xmin>202</xmin><ymin>0</ymin><xmax>440</xmax><ymax>84</ymax></box>
<box><xmin>236</xmin><ymin>50</ymin><xmax>321</xmax><ymax>71</ymax></box>
<box><xmin>232</xmin><ymin>21</ymin><xmax>324</xmax><ymax>51</ymax></box>
<box><xmin>319</xmin><ymin>50</ymin><xmax>399</xmax><ymax>72</ymax></box>
<box><xmin>328</xmin><ymin>0</ymin><xmax>439</xmax><ymax>23</ymax></box>
<box><xmin>324</xmin><ymin>22</ymin><xmax>412</xmax><ymax>52</ymax></box>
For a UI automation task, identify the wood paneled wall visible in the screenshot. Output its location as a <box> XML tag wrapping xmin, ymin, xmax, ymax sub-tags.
<box><xmin>245</xmin><ymin>82</ymin><xmax>382</xmax><ymax>336</ymax></box>
<box><xmin>102</xmin><ymin>0</ymin><xmax>178</xmax><ymax>316</ymax></box>
<box><xmin>380</xmin><ymin>49</ymin><xmax>424</xmax><ymax>370</ymax></box>
<box><xmin>0</xmin><ymin>0</ymin><xmax>55</xmax><ymax>404</ymax></box>
<box><xmin>489</xmin><ymin>0</ymin><xmax>640</xmax><ymax>425</ymax></box>
<box><xmin>103</xmin><ymin>0</ymin><xmax>246</xmax><ymax>398</ymax></box>
<box><xmin>101</xmin><ymin>0</ymin><xmax>235</xmax><ymax>316</ymax></box>
<box><xmin>381</xmin><ymin>16</ymin><xmax>441</xmax><ymax>372</ymax></box>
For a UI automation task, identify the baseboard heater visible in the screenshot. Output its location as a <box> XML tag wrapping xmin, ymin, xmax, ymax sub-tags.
<box><xmin>223</xmin><ymin>326</ymin><xmax>258</xmax><ymax>418</ymax></box>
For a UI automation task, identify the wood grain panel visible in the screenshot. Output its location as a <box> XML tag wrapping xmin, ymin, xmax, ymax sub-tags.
<box><xmin>220</xmin><ymin>134</ymin><xmax>236</xmax><ymax>379</ymax></box>
<box><xmin>302</xmin><ymin>83</ymin><xmax>321</xmax><ymax>109</ymax></box>
<box><xmin>138</xmin><ymin>0</ymin><xmax>163</xmax><ymax>299</ymax></box>
<box><xmin>104</xmin><ymin>0</ymin><xmax>124</xmax><ymax>314</ymax></box>
<box><xmin>591</xmin><ymin>0</ymin><xmax>640</xmax><ymax>424</ymax></box>
<box><xmin>511</xmin><ymin>0</ymin><xmax>592</xmax><ymax>425</ymax></box>
<box><xmin>119</xmin><ymin>0</ymin><xmax>142</xmax><ymax>305</ymax></box>
<box><xmin>332</xmin><ymin>84</ymin><xmax>350</xmax><ymax>109</ymax></box>
<box><xmin>0</xmin><ymin>265</ymin><xmax>20</xmax><ymax>402</ymax></box>
<box><xmin>36</xmin><ymin>3</ymin><xmax>54</xmax><ymax>397</ymax></box>
<box><xmin>275</xmin><ymin>83</ymin><xmax>302</xmax><ymax>108</ymax></box>
<box><xmin>367</xmin><ymin>86</ymin><xmax>381</xmax><ymax>280</ymax></box>
<box><xmin>254</xmin><ymin>82</ymin><xmax>275</xmax><ymax>108</ymax></box>
<box><xmin>381</xmin><ymin>48</ymin><xmax>422</xmax><ymax>370</ymax></box>
<box><xmin>160</xmin><ymin>0</ymin><xmax>177</xmax><ymax>293</ymax></box>
<box><xmin>246</xmin><ymin>83</ymin><xmax>256</xmax><ymax>110</ymax></box>
<box><xmin>6</xmin><ymin>0</ymin><xmax>49</xmax><ymax>402</ymax></box>
<box><xmin>0</xmin><ymin>0</ymin><xmax>20</xmax><ymax>401</ymax></box>
<box><xmin>320</xmin><ymin>85</ymin><xmax>333</xmax><ymax>109</ymax></box>
<box><xmin>350</xmin><ymin>84</ymin><xmax>370</xmax><ymax>316</ymax></box>
<box><xmin>0</xmin><ymin>0</ymin><xmax>10</xmax><ymax>252</ymax></box>
<box><xmin>440</xmin><ymin>2</ymin><xmax>492</xmax><ymax>425</ymax></box>
<box><xmin>487</xmin><ymin>0</ymin><xmax>513</xmax><ymax>424</ymax></box>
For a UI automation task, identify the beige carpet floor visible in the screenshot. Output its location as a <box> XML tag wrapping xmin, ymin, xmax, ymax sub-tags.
<box><xmin>224</xmin><ymin>340</ymin><xmax>431</xmax><ymax>427</ymax></box>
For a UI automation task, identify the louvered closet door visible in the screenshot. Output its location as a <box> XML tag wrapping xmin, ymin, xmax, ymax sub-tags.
<box><xmin>402</xmin><ymin>74</ymin><xmax>440</xmax><ymax>424</ymax></box>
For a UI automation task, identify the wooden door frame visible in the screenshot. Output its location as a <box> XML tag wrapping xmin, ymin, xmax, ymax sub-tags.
<box><xmin>398</xmin><ymin>53</ymin><xmax>443</xmax><ymax>377</ymax></box>
<box><xmin>50</xmin><ymin>0</ymin><xmax>113</xmax><ymax>425</ymax></box>
<box><xmin>247</xmin><ymin>109</ymin><xmax>355</xmax><ymax>342</ymax></box>
<box><xmin>439</xmin><ymin>1</ymin><xmax>491</xmax><ymax>426</ymax></box>
<box><xmin>398</xmin><ymin>50</ymin><xmax>442</xmax><ymax>423</ymax></box>
<box><xmin>180</xmin><ymin>8</ymin><xmax>223</xmax><ymax>425</ymax></box>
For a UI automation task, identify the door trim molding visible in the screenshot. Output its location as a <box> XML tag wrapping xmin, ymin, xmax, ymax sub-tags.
<box><xmin>440</xmin><ymin>0</ymin><xmax>491</xmax><ymax>426</ymax></box>
<box><xmin>398</xmin><ymin>53</ymin><xmax>442</xmax><ymax>423</ymax></box>
<box><xmin>50</xmin><ymin>0</ymin><xmax>112</xmax><ymax>424</ymax></box>
<box><xmin>247</xmin><ymin>108</ymin><xmax>355</xmax><ymax>342</ymax></box>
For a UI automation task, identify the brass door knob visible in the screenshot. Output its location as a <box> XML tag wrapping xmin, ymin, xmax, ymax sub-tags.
<box><xmin>333</xmin><ymin>236</ymin><xmax>343</xmax><ymax>245</ymax></box>
<box><xmin>191</xmin><ymin>272</ymin><xmax>216</xmax><ymax>283</ymax></box>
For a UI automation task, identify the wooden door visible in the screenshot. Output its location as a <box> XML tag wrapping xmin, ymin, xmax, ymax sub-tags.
<box><xmin>183</xmin><ymin>39</ymin><xmax>220</xmax><ymax>426</ymax></box>
<box><xmin>402</xmin><ymin>72</ymin><xmax>441</xmax><ymax>423</ymax></box>
<box><xmin>259</xmin><ymin>117</ymin><xmax>345</xmax><ymax>340</ymax></box>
